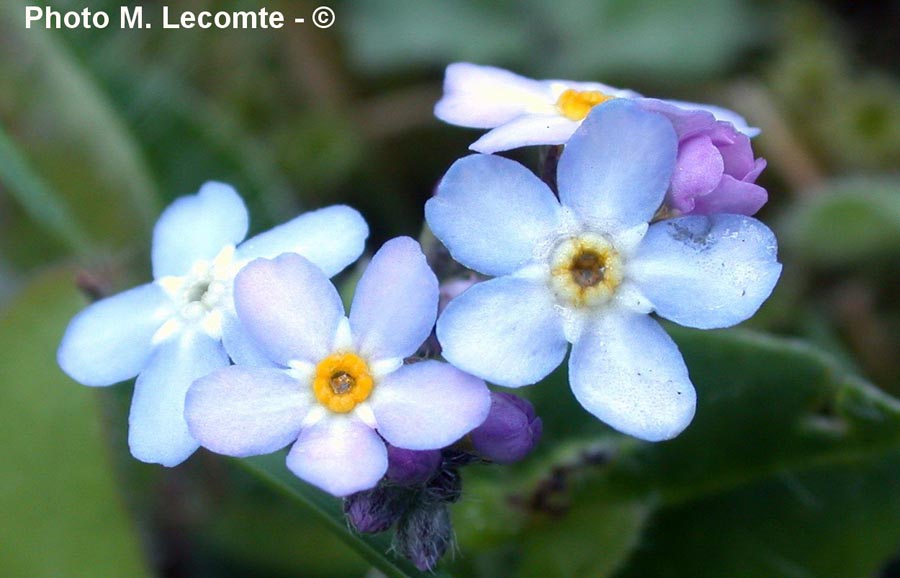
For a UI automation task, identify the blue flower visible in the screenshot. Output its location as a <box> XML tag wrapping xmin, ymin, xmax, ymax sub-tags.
<box><xmin>57</xmin><ymin>182</ymin><xmax>368</xmax><ymax>466</ymax></box>
<box><xmin>426</xmin><ymin>101</ymin><xmax>782</xmax><ymax>441</ymax></box>
<box><xmin>184</xmin><ymin>237</ymin><xmax>491</xmax><ymax>496</ymax></box>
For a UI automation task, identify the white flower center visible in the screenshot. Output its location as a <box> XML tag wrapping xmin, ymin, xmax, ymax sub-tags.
<box><xmin>154</xmin><ymin>245</ymin><xmax>239</xmax><ymax>342</ymax></box>
<box><xmin>548</xmin><ymin>233</ymin><xmax>623</xmax><ymax>308</ymax></box>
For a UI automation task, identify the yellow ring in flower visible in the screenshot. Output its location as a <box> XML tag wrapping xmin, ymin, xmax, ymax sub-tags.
<box><xmin>312</xmin><ymin>353</ymin><xmax>374</xmax><ymax>413</ymax></box>
<box><xmin>549</xmin><ymin>234</ymin><xmax>622</xmax><ymax>308</ymax></box>
<box><xmin>556</xmin><ymin>88</ymin><xmax>615</xmax><ymax>121</ymax></box>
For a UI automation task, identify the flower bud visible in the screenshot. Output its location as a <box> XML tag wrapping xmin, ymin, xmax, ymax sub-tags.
<box><xmin>386</xmin><ymin>445</ymin><xmax>442</xmax><ymax>486</ymax></box>
<box><xmin>470</xmin><ymin>392</ymin><xmax>542</xmax><ymax>463</ymax></box>
<box><xmin>394</xmin><ymin>502</ymin><xmax>453</xmax><ymax>572</ymax></box>
<box><xmin>343</xmin><ymin>485</ymin><xmax>405</xmax><ymax>534</ymax></box>
<box><xmin>639</xmin><ymin>99</ymin><xmax>768</xmax><ymax>216</ymax></box>
<box><xmin>426</xmin><ymin>464</ymin><xmax>463</xmax><ymax>503</ymax></box>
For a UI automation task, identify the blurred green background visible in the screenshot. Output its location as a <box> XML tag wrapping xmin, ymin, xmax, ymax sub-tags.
<box><xmin>1</xmin><ymin>0</ymin><xmax>898</xmax><ymax>576</ymax></box>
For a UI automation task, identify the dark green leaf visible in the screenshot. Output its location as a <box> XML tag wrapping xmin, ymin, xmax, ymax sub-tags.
<box><xmin>0</xmin><ymin>1</ymin><xmax>159</xmax><ymax>246</ymax></box>
<box><xmin>455</xmin><ymin>328</ymin><xmax>900</xmax><ymax>577</ymax></box>
<box><xmin>781</xmin><ymin>178</ymin><xmax>900</xmax><ymax>265</ymax></box>
<box><xmin>239</xmin><ymin>453</ymin><xmax>454</xmax><ymax>578</ymax></box>
<box><xmin>0</xmin><ymin>269</ymin><xmax>149</xmax><ymax>577</ymax></box>
<box><xmin>0</xmin><ymin>125</ymin><xmax>93</xmax><ymax>254</ymax></box>
<box><xmin>616</xmin><ymin>452</ymin><xmax>900</xmax><ymax>578</ymax></box>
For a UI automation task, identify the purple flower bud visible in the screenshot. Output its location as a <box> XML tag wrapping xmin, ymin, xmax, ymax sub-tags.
<box><xmin>638</xmin><ymin>99</ymin><xmax>768</xmax><ymax>217</ymax></box>
<box><xmin>343</xmin><ymin>486</ymin><xmax>405</xmax><ymax>533</ymax></box>
<box><xmin>394</xmin><ymin>502</ymin><xmax>453</xmax><ymax>572</ymax></box>
<box><xmin>426</xmin><ymin>464</ymin><xmax>463</xmax><ymax>503</ymax></box>
<box><xmin>470</xmin><ymin>392</ymin><xmax>542</xmax><ymax>463</ymax></box>
<box><xmin>386</xmin><ymin>445</ymin><xmax>442</xmax><ymax>486</ymax></box>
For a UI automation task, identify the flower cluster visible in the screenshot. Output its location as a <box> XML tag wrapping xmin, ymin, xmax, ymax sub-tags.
<box><xmin>58</xmin><ymin>182</ymin><xmax>369</xmax><ymax>466</ymax></box>
<box><xmin>436</xmin><ymin>63</ymin><xmax>768</xmax><ymax>217</ymax></box>
<box><xmin>185</xmin><ymin>237</ymin><xmax>491</xmax><ymax>496</ymax></box>
<box><xmin>428</xmin><ymin>97</ymin><xmax>781</xmax><ymax>441</ymax></box>
<box><xmin>58</xmin><ymin>61</ymin><xmax>781</xmax><ymax>572</ymax></box>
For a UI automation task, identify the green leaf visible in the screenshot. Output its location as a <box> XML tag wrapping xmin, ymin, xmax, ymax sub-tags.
<box><xmin>608</xmin><ymin>328</ymin><xmax>900</xmax><ymax>576</ymax></box>
<box><xmin>610</xmin><ymin>327</ymin><xmax>900</xmax><ymax>502</ymax></box>
<box><xmin>616</xmin><ymin>452</ymin><xmax>900</xmax><ymax>578</ymax></box>
<box><xmin>0</xmin><ymin>1</ymin><xmax>159</xmax><ymax>246</ymax></box>
<box><xmin>518</xmin><ymin>486</ymin><xmax>653</xmax><ymax>578</ymax></box>
<box><xmin>526</xmin><ymin>0</ymin><xmax>765</xmax><ymax>80</ymax></box>
<box><xmin>64</xmin><ymin>11</ymin><xmax>301</xmax><ymax>223</ymax></box>
<box><xmin>781</xmin><ymin>177</ymin><xmax>900</xmax><ymax>265</ymax></box>
<box><xmin>0</xmin><ymin>125</ymin><xmax>93</xmax><ymax>254</ymax></box>
<box><xmin>455</xmin><ymin>328</ymin><xmax>900</xmax><ymax>577</ymax></box>
<box><xmin>201</xmin><ymin>469</ymin><xmax>368</xmax><ymax>577</ymax></box>
<box><xmin>0</xmin><ymin>269</ymin><xmax>149</xmax><ymax>578</ymax></box>
<box><xmin>342</xmin><ymin>0</ymin><xmax>764</xmax><ymax>81</ymax></box>
<box><xmin>343</xmin><ymin>1</ymin><xmax>526</xmax><ymax>75</ymax></box>
<box><xmin>238</xmin><ymin>454</ymin><xmax>454</xmax><ymax>578</ymax></box>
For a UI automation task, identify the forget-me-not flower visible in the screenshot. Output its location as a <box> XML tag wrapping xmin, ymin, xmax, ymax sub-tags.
<box><xmin>184</xmin><ymin>237</ymin><xmax>491</xmax><ymax>496</ymax></box>
<box><xmin>57</xmin><ymin>182</ymin><xmax>368</xmax><ymax>466</ymax></box>
<box><xmin>435</xmin><ymin>62</ymin><xmax>759</xmax><ymax>153</ymax></box>
<box><xmin>426</xmin><ymin>101</ymin><xmax>781</xmax><ymax>441</ymax></box>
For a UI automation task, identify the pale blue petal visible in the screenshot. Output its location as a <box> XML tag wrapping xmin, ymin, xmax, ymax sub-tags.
<box><xmin>470</xmin><ymin>114</ymin><xmax>579</xmax><ymax>153</ymax></box>
<box><xmin>234</xmin><ymin>254</ymin><xmax>344</xmax><ymax>366</ymax></box>
<box><xmin>372</xmin><ymin>360</ymin><xmax>491</xmax><ymax>450</ymax></box>
<box><xmin>629</xmin><ymin>215</ymin><xmax>782</xmax><ymax>329</ymax></box>
<box><xmin>57</xmin><ymin>283</ymin><xmax>172</xmax><ymax>386</ymax></box>
<box><xmin>128</xmin><ymin>330</ymin><xmax>229</xmax><ymax>466</ymax></box>
<box><xmin>185</xmin><ymin>365</ymin><xmax>309</xmax><ymax>457</ymax></box>
<box><xmin>350</xmin><ymin>237</ymin><xmax>438</xmax><ymax>360</ymax></box>
<box><xmin>152</xmin><ymin>182</ymin><xmax>249</xmax><ymax>278</ymax></box>
<box><xmin>664</xmin><ymin>99</ymin><xmax>761</xmax><ymax>137</ymax></box>
<box><xmin>236</xmin><ymin>205</ymin><xmax>368</xmax><ymax>277</ymax></box>
<box><xmin>436</xmin><ymin>276</ymin><xmax>567</xmax><ymax>387</ymax></box>
<box><xmin>220</xmin><ymin>312</ymin><xmax>280</xmax><ymax>368</ymax></box>
<box><xmin>569</xmin><ymin>310</ymin><xmax>696</xmax><ymax>441</ymax></box>
<box><xmin>557</xmin><ymin>100</ymin><xmax>677</xmax><ymax>230</ymax></box>
<box><xmin>426</xmin><ymin>154</ymin><xmax>562</xmax><ymax>277</ymax></box>
<box><xmin>435</xmin><ymin>62</ymin><xmax>552</xmax><ymax>128</ymax></box>
<box><xmin>286</xmin><ymin>417</ymin><xmax>387</xmax><ymax>497</ymax></box>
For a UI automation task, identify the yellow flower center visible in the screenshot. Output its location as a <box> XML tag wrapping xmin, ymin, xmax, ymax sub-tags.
<box><xmin>556</xmin><ymin>88</ymin><xmax>615</xmax><ymax>121</ymax></box>
<box><xmin>312</xmin><ymin>353</ymin><xmax>374</xmax><ymax>413</ymax></box>
<box><xmin>549</xmin><ymin>234</ymin><xmax>622</xmax><ymax>308</ymax></box>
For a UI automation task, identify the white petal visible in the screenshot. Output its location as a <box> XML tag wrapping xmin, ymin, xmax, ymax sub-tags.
<box><xmin>152</xmin><ymin>182</ymin><xmax>249</xmax><ymax>278</ymax></box>
<box><xmin>286</xmin><ymin>417</ymin><xmax>387</xmax><ymax>497</ymax></box>
<box><xmin>128</xmin><ymin>330</ymin><xmax>229</xmax><ymax>466</ymax></box>
<box><xmin>557</xmin><ymin>100</ymin><xmax>677</xmax><ymax>231</ymax></box>
<box><xmin>426</xmin><ymin>154</ymin><xmax>562</xmax><ymax>276</ymax></box>
<box><xmin>233</xmin><ymin>254</ymin><xmax>344</xmax><ymax>366</ymax></box>
<box><xmin>185</xmin><ymin>365</ymin><xmax>309</xmax><ymax>457</ymax></box>
<box><xmin>434</xmin><ymin>62</ymin><xmax>553</xmax><ymax>128</ymax></box>
<box><xmin>371</xmin><ymin>360</ymin><xmax>491</xmax><ymax>450</ymax></box>
<box><xmin>664</xmin><ymin>99</ymin><xmax>761</xmax><ymax>137</ymax></box>
<box><xmin>220</xmin><ymin>312</ymin><xmax>280</xmax><ymax>368</ymax></box>
<box><xmin>236</xmin><ymin>205</ymin><xmax>368</xmax><ymax>277</ymax></box>
<box><xmin>629</xmin><ymin>215</ymin><xmax>782</xmax><ymax>329</ymax></box>
<box><xmin>436</xmin><ymin>276</ymin><xmax>567</xmax><ymax>387</ymax></box>
<box><xmin>350</xmin><ymin>237</ymin><xmax>438</xmax><ymax>360</ymax></box>
<box><xmin>470</xmin><ymin>114</ymin><xmax>580</xmax><ymax>153</ymax></box>
<box><xmin>569</xmin><ymin>310</ymin><xmax>696</xmax><ymax>441</ymax></box>
<box><xmin>57</xmin><ymin>283</ymin><xmax>173</xmax><ymax>386</ymax></box>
